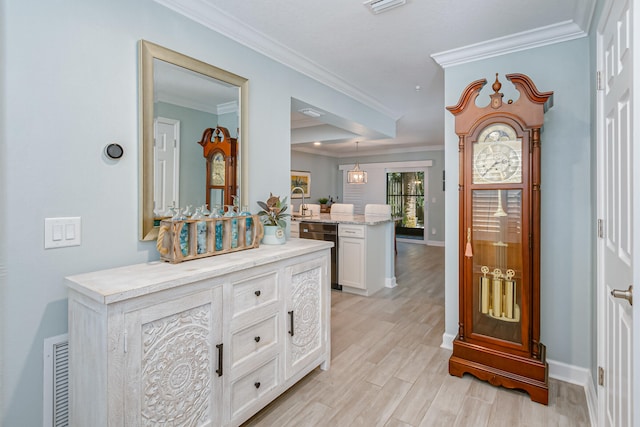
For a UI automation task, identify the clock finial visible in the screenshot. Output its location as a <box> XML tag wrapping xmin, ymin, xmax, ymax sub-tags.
<box><xmin>490</xmin><ymin>73</ymin><xmax>503</xmax><ymax>109</ymax></box>
<box><xmin>492</xmin><ymin>73</ymin><xmax>502</xmax><ymax>93</ymax></box>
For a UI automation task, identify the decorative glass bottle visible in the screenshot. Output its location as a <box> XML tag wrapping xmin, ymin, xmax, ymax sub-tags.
<box><xmin>240</xmin><ymin>205</ymin><xmax>253</xmax><ymax>246</ymax></box>
<box><xmin>209</xmin><ymin>206</ymin><xmax>223</xmax><ymax>251</ymax></box>
<box><xmin>192</xmin><ymin>207</ymin><xmax>207</xmax><ymax>254</ymax></box>
<box><xmin>172</xmin><ymin>208</ymin><xmax>189</xmax><ymax>257</ymax></box>
<box><xmin>224</xmin><ymin>205</ymin><xmax>238</xmax><ymax>248</ymax></box>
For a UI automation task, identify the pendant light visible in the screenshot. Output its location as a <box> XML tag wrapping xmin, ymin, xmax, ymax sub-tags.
<box><xmin>347</xmin><ymin>141</ymin><xmax>367</xmax><ymax>184</ymax></box>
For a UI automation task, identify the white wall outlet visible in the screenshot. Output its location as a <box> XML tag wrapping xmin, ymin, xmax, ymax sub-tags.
<box><xmin>45</xmin><ymin>217</ymin><xmax>81</xmax><ymax>249</ymax></box>
<box><xmin>432</xmin><ymin>228</ymin><xmax>436</xmax><ymax>235</ymax></box>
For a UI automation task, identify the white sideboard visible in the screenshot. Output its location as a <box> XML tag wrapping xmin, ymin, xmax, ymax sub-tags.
<box><xmin>66</xmin><ymin>239</ymin><xmax>332</xmax><ymax>426</ymax></box>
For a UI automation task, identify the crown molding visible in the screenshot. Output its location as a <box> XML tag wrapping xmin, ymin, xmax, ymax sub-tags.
<box><xmin>431</xmin><ymin>20</ymin><xmax>588</xmax><ymax>68</ymax></box>
<box><xmin>217</xmin><ymin>100</ymin><xmax>238</xmax><ymax>115</ymax></box>
<box><xmin>292</xmin><ymin>144</ymin><xmax>444</xmax><ymax>158</ymax></box>
<box><xmin>155</xmin><ymin>0</ymin><xmax>401</xmax><ymax>119</ymax></box>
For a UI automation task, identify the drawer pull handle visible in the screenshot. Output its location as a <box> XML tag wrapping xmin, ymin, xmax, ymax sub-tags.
<box><xmin>255</xmin><ymin>290</ymin><xmax>261</xmax><ymax>297</ymax></box>
<box><xmin>254</xmin><ymin>336</ymin><xmax>261</xmax><ymax>343</ymax></box>
<box><xmin>254</xmin><ymin>381</ymin><xmax>261</xmax><ymax>389</ymax></box>
<box><xmin>288</xmin><ymin>310</ymin><xmax>295</xmax><ymax>336</ymax></box>
<box><xmin>215</xmin><ymin>343</ymin><xmax>223</xmax><ymax>377</ymax></box>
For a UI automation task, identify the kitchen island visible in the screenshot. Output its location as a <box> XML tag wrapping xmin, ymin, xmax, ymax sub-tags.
<box><xmin>292</xmin><ymin>213</ymin><xmax>396</xmax><ymax>296</ymax></box>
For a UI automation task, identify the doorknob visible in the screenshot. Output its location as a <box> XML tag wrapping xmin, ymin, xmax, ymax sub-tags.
<box><xmin>611</xmin><ymin>285</ymin><xmax>633</xmax><ymax>306</ymax></box>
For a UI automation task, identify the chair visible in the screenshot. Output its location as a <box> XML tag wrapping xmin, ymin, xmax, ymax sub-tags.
<box><xmin>299</xmin><ymin>203</ymin><xmax>321</xmax><ymax>216</ymax></box>
<box><xmin>364</xmin><ymin>204</ymin><xmax>391</xmax><ymax>218</ymax></box>
<box><xmin>330</xmin><ymin>203</ymin><xmax>354</xmax><ymax>215</ymax></box>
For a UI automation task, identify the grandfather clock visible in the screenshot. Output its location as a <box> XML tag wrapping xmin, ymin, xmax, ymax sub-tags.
<box><xmin>198</xmin><ymin>126</ymin><xmax>237</xmax><ymax>209</ymax></box>
<box><xmin>447</xmin><ymin>73</ymin><xmax>553</xmax><ymax>404</ymax></box>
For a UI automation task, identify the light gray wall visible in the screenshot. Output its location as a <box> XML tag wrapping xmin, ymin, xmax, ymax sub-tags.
<box><xmin>444</xmin><ymin>38</ymin><xmax>593</xmax><ymax>369</ymax></box>
<box><xmin>335</xmin><ymin>150</ymin><xmax>446</xmax><ymax>242</ymax></box>
<box><xmin>290</xmin><ymin>151</ymin><xmax>340</xmax><ymax>210</ymax></box>
<box><xmin>1</xmin><ymin>0</ymin><xmax>395</xmax><ymax>424</ymax></box>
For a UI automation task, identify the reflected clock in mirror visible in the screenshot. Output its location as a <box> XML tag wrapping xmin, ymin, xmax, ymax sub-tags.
<box><xmin>139</xmin><ymin>40</ymin><xmax>249</xmax><ymax>240</ymax></box>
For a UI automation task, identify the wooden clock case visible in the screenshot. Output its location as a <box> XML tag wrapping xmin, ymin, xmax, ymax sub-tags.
<box><xmin>447</xmin><ymin>73</ymin><xmax>553</xmax><ymax>405</ymax></box>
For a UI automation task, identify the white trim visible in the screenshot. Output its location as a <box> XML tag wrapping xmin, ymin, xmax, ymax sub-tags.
<box><xmin>385</xmin><ymin>276</ymin><xmax>397</xmax><ymax>288</ymax></box>
<box><xmin>441</xmin><ymin>332</ymin><xmax>455</xmax><ymax>350</ymax></box>
<box><xmin>154</xmin><ymin>0</ymin><xmax>401</xmax><ymax>119</ymax></box>
<box><xmin>293</xmin><ymin>144</ymin><xmax>445</xmax><ymax>158</ymax></box>
<box><xmin>427</xmin><ymin>240</ymin><xmax>445</xmax><ymax>247</ymax></box>
<box><xmin>338</xmin><ymin>160</ymin><xmax>433</xmax><ymax>171</ymax></box>
<box><xmin>547</xmin><ymin>359</ymin><xmax>597</xmax><ymax>427</ymax></box>
<box><xmin>396</xmin><ymin>237</ymin><xmax>427</xmax><ymax>245</ymax></box>
<box><xmin>431</xmin><ymin>20</ymin><xmax>587</xmax><ymax>68</ymax></box>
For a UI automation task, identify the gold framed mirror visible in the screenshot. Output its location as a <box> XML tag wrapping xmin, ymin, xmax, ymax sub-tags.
<box><xmin>139</xmin><ymin>40</ymin><xmax>249</xmax><ymax>241</ymax></box>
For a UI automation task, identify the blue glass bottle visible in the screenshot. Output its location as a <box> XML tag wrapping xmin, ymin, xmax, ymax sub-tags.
<box><xmin>172</xmin><ymin>208</ymin><xmax>189</xmax><ymax>257</ymax></box>
<box><xmin>208</xmin><ymin>206</ymin><xmax>223</xmax><ymax>251</ymax></box>
<box><xmin>240</xmin><ymin>205</ymin><xmax>253</xmax><ymax>245</ymax></box>
<box><xmin>224</xmin><ymin>205</ymin><xmax>238</xmax><ymax>248</ymax></box>
<box><xmin>192</xmin><ymin>207</ymin><xmax>207</xmax><ymax>254</ymax></box>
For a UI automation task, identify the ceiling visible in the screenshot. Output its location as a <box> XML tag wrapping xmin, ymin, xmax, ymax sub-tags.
<box><xmin>157</xmin><ymin>0</ymin><xmax>595</xmax><ymax>157</ymax></box>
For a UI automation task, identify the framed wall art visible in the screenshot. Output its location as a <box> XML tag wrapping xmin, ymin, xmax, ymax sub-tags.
<box><xmin>290</xmin><ymin>170</ymin><xmax>310</xmax><ymax>198</ymax></box>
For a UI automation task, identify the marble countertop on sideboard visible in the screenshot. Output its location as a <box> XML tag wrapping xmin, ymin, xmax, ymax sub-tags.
<box><xmin>66</xmin><ymin>239</ymin><xmax>333</xmax><ymax>305</ymax></box>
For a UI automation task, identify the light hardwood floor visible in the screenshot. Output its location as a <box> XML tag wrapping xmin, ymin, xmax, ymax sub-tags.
<box><xmin>242</xmin><ymin>242</ymin><xmax>591</xmax><ymax>426</ymax></box>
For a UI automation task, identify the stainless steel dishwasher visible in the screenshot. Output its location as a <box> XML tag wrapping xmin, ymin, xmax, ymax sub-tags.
<box><xmin>299</xmin><ymin>221</ymin><xmax>341</xmax><ymax>290</ymax></box>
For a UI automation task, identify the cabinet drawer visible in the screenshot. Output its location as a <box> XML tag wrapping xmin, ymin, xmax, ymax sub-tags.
<box><xmin>231</xmin><ymin>314</ymin><xmax>278</xmax><ymax>367</ymax></box>
<box><xmin>231</xmin><ymin>272</ymin><xmax>278</xmax><ymax>318</ymax></box>
<box><xmin>230</xmin><ymin>356</ymin><xmax>279</xmax><ymax>418</ymax></box>
<box><xmin>339</xmin><ymin>224</ymin><xmax>365</xmax><ymax>238</ymax></box>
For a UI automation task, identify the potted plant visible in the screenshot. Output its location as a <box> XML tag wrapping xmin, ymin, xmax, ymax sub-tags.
<box><xmin>317</xmin><ymin>197</ymin><xmax>329</xmax><ymax>212</ymax></box>
<box><xmin>257</xmin><ymin>193</ymin><xmax>290</xmax><ymax>244</ymax></box>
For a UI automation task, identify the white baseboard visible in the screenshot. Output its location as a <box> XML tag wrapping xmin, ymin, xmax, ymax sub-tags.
<box><xmin>441</xmin><ymin>332</ymin><xmax>455</xmax><ymax>350</ymax></box>
<box><xmin>439</xmin><ymin>336</ymin><xmax>597</xmax><ymax>426</ymax></box>
<box><xmin>427</xmin><ymin>240</ymin><xmax>445</xmax><ymax>247</ymax></box>
<box><xmin>385</xmin><ymin>276</ymin><xmax>397</xmax><ymax>288</ymax></box>
<box><xmin>547</xmin><ymin>359</ymin><xmax>597</xmax><ymax>426</ymax></box>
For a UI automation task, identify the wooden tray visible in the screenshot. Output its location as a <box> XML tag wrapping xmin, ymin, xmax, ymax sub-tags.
<box><xmin>156</xmin><ymin>215</ymin><xmax>263</xmax><ymax>263</ymax></box>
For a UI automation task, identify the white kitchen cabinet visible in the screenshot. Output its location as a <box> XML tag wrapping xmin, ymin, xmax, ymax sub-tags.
<box><xmin>338</xmin><ymin>223</ymin><xmax>388</xmax><ymax>296</ymax></box>
<box><xmin>67</xmin><ymin>240</ymin><xmax>332</xmax><ymax>427</ymax></box>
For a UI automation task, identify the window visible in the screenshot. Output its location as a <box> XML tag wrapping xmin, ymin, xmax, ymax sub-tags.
<box><xmin>387</xmin><ymin>172</ymin><xmax>424</xmax><ymax>239</ymax></box>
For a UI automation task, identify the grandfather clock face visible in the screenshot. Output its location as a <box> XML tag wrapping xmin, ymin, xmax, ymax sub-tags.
<box><xmin>472</xmin><ymin>123</ymin><xmax>522</xmax><ymax>184</ymax></box>
<box><xmin>211</xmin><ymin>152</ymin><xmax>225</xmax><ymax>186</ymax></box>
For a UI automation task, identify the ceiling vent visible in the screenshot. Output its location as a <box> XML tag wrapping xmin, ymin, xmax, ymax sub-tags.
<box><xmin>363</xmin><ymin>0</ymin><xmax>406</xmax><ymax>14</ymax></box>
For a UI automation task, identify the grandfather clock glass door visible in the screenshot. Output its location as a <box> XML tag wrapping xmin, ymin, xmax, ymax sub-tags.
<box><xmin>467</xmin><ymin>122</ymin><xmax>529</xmax><ymax>352</ymax></box>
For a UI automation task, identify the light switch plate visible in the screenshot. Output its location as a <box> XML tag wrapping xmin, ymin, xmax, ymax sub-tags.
<box><xmin>45</xmin><ymin>217</ymin><xmax>81</xmax><ymax>249</ymax></box>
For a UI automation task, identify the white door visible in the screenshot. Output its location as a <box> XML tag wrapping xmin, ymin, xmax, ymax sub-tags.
<box><xmin>154</xmin><ymin>117</ymin><xmax>180</xmax><ymax>215</ymax></box>
<box><xmin>597</xmin><ymin>0</ymin><xmax>635</xmax><ymax>425</ymax></box>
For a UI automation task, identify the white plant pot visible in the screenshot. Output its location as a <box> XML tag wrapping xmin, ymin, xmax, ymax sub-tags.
<box><xmin>262</xmin><ymin>225</ymin><xmax>286</xmax><ymax>245</ymax></box>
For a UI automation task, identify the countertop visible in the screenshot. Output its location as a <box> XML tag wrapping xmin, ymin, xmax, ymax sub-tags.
<box><xmin>66</xmin><ymin>239</ymin><xmax>333</xmax><ymax>304</ymax></box>
<box><xmin>291</xmin><ymin>213</ymin><xmax>393</xmax><ymax>226</ymax></box>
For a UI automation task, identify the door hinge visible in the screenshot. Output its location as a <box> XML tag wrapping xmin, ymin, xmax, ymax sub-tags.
<box><xmin>597</xmin><ymin>71</ymin><xmax>604</xmax><ymax>91</ymax></box>
<box><xmin>598</xmin><ymin>219</ymin><xmax>604</xmax><ymax>239</ymax></box>
<box><xmin>598</xmin><ymin>366</ymin><xmax>604</xmax><ymax>386</ymax></box>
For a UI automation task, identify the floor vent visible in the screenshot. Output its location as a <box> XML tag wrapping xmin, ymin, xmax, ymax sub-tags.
<box><xmin>43</xmin><ymin>333</ymin><xmax>69</xmax><ymax>427</ymax></box>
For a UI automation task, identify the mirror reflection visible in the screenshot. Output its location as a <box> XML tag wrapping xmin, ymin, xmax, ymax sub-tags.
<box><xmin>139</xmin><ymin>40</ymin><xmax>249</xmax><ymax>241</ymax></box>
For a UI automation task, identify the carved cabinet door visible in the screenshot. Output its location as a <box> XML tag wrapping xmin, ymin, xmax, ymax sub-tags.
<box><xmin>283</xmin><ymin>257</ymin><xmax>328</xmax><ymax>380</ymax></box>
<box><xmin>123</xmin><ymin>287</ymin><xmax>223</xmax><ymax>426</ymax></box>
